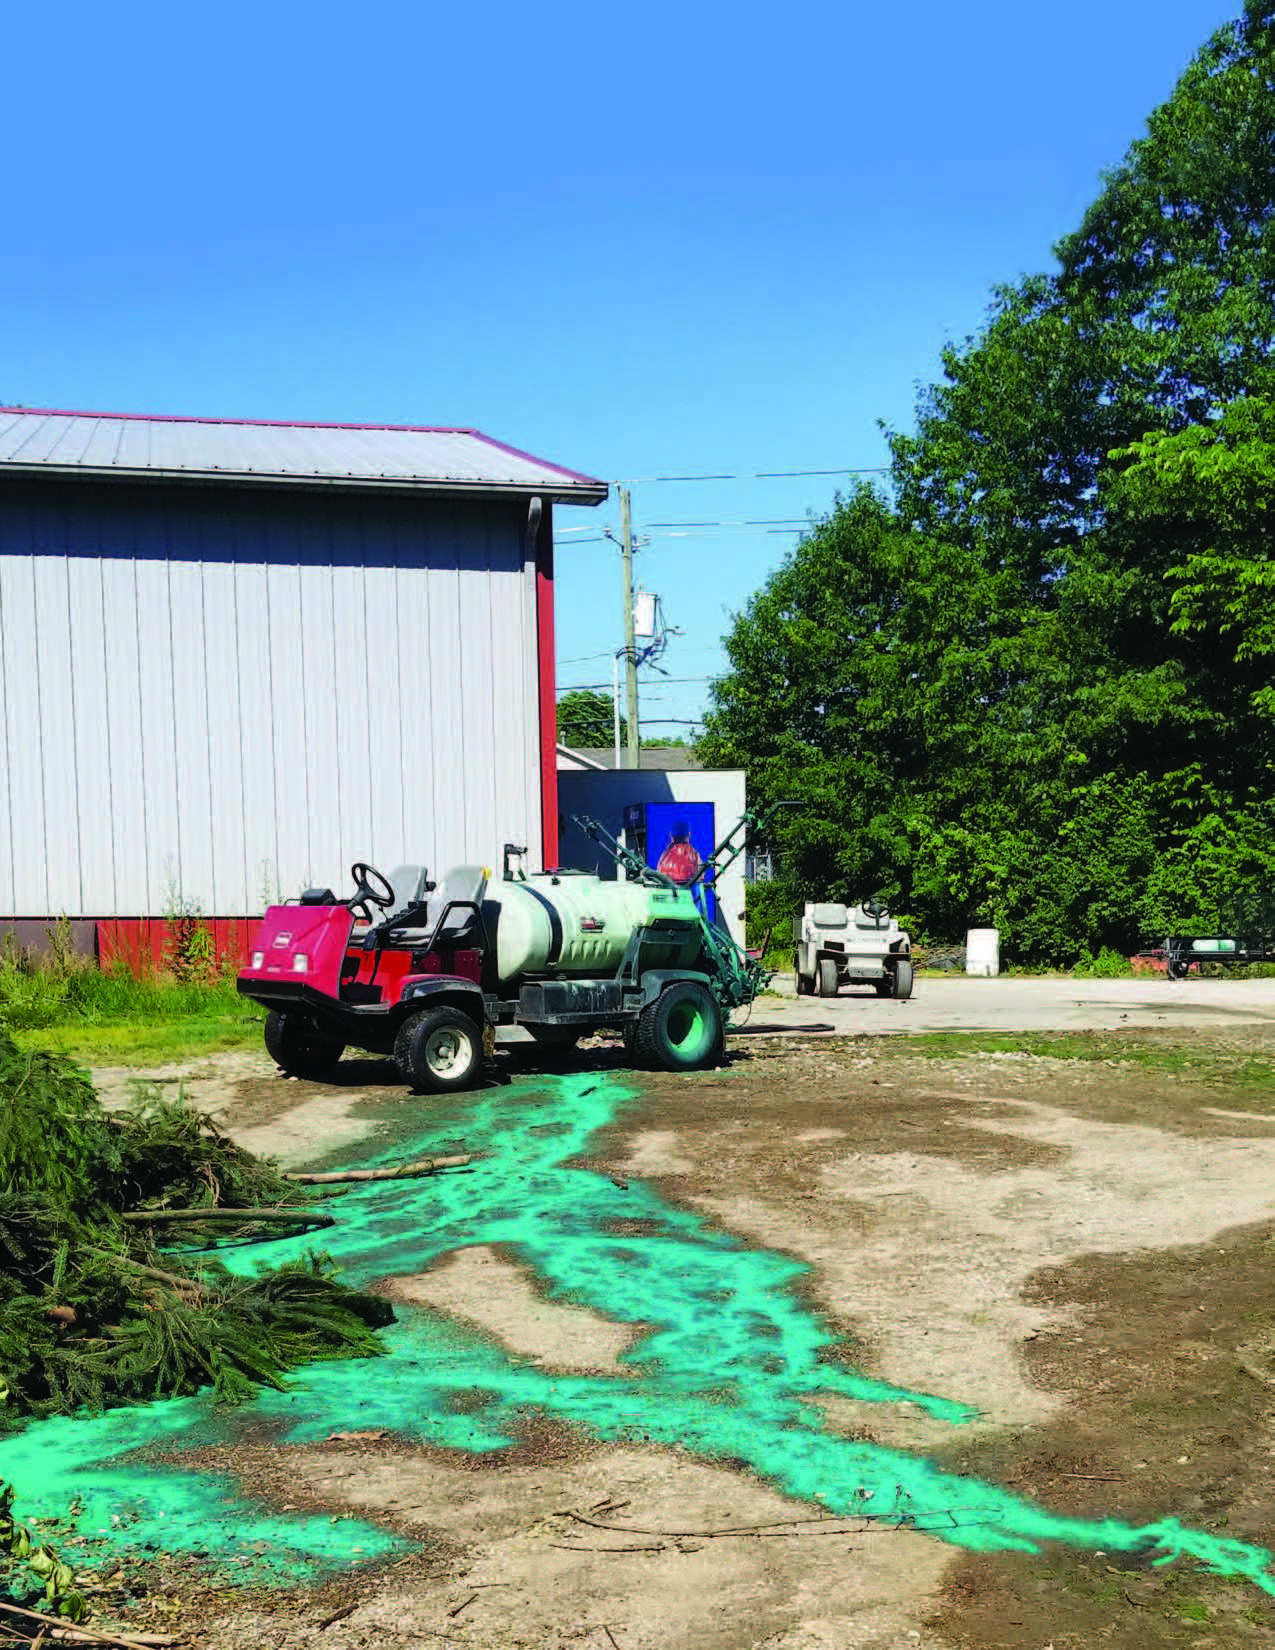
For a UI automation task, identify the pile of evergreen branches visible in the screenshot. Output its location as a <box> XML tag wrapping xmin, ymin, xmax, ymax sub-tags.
<box><xmin>0</xmin><ymin>1038</ymin><xmax>393</xmax><ymax>1423</ymax></box>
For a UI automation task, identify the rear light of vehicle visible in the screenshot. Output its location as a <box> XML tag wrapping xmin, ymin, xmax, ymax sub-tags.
<box><xmin>292</xmin><ymin>953</ymin><xmax>309</xmax><ymax>973</ymax></box>
<box><xmin>251</xmin><ymin>951</ymin><xmax>264</xmax><ymax>969</ymax></box>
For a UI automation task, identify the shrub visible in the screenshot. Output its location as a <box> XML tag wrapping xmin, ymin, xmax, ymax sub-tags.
<box><xmin>1073</xmin><ymin>947</ymin><xmax>1135</xmax><ymax>978</ymax></box>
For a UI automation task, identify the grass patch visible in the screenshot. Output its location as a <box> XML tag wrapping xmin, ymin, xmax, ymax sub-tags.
<box><xmin>2</xmin><ymin>964</ymin><xmax>261</xmax><ymax>1066</ymax></box>
<box><xmin>893</xmin><ymin>1029</ymin><xmax>1275</xmax><ymax>1090</ymax></box>
<box><xmin>901</xmin><ymin>1031</ymin><xmax>1195</xmax><ymax>1066</ymax></box>
<box><xmin>14</xmin><ymin>1009</ymin><xmax>262</xmax><ymax>1065</ymax></box>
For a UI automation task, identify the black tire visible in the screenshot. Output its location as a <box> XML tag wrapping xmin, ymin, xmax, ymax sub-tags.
<box><xmin>525</xmin><ymin>1024</ymin><xmax>583</xmax><ymax>1048</ymax></box>
<box><xmin>817</xmin><ymin>957</ymin><xmax>839</xmax><ymax>998</ymax></box>
<box><xmin>633</xmin><ymin>982</ymin><xmax>723</xmax><ymax>1073</ymax></box>
<box><xmin>621</xmin><ymin>1019</ymin><xmax>638</xmax><ymax>1059</ymax></box>
<box><xmin>795</xmin><ymin>952</ymin><xmax>813</xmax><ymax>996</ymax></box>
<box><xmin>264</xmin><ymin>1010</ymin><xmax>346</xmax><ymax>1080</ymax></box>
<box><xmin>394</xmin><ymin>1006</ymin><xmax>483</xmax><ymax>1093</ymax></box>
<box><xmin>891</xmin><ymin>958</ymin><xmax>915</xmax><ymax>1000</ymax></box>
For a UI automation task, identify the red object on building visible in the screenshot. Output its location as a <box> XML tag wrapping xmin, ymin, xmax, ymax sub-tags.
<box><xmin>657</xmin><ymin>823</ymin><xmax>703</xmax><ymax>885</ymax></box>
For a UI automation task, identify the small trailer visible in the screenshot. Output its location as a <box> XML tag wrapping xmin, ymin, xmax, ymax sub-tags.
<box><xmin>792</xmin><ymin>900</ymin><xmax>914</xmax><ymax>999</ymax></box>
<box><xmin>237</xmin><ymin>811</ymin><xmax>778</xmax><ymax>1093</ymax></box>
<box><xmin>1155</xmin><ymin>934</ymin><xmax>1275</xmax><ymax>980</ymax></box>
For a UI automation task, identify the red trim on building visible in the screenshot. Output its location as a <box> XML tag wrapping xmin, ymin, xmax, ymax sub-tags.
<box><xmin>535</xmin><ymin>503</ymin><xmax>559</xmax><ymax>869</ymax></box>
<box><xmin>96</xmin><ymin>918</ymin><xmax>258</xmax><ymax>975</ymax></box>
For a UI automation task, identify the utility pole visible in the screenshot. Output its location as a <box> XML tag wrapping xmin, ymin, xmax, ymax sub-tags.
<box><xmin>618</xmin><ymin>485</ymin><xmax>640</xmax><ymax>769</ymax></box>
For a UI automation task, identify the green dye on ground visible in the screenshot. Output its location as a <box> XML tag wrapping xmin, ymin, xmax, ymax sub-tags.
<box><xmin>2</xmin><ymin>1071</ymin><xmax>1272</xmax><ymax>1592</ymax></box>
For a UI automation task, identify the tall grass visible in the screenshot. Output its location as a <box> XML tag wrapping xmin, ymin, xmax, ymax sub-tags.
<box><xmin>0</xmin><ymin>926</ymin><xmax>259</xmax><ymax>1063</ymax></box>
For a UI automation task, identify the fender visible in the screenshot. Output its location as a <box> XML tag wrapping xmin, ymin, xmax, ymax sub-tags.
<box><xmin>636</xmin><ymin>969</ymin><xmax>714</xmax><ymax>1008</ymax></box>
<box><xmin>397</xmin><ymin>976</ymin><xmax>489</xmax><ymax>1022</ymax></box>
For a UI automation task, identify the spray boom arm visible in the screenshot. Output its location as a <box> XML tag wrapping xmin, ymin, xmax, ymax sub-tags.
<box><xmin>569</xmin><ymin>805</ymin><xmax>799</xmax><ymax>1013</ymax></box>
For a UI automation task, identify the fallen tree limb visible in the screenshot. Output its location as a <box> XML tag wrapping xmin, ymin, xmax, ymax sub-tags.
<box><xmin>0</xmin><ymin>1599</ymin><xmax>176</xmax><ymax>1646</ymax></box>
<box><xmin>119</xmin><ymin>1208</ymin><xmax>333</xmax><ymax>1228</ymax></box>
<box><xmin>284</xmin><ymin>1154</ymin><xmax>474</xmax><ymax>1185</ymax></box>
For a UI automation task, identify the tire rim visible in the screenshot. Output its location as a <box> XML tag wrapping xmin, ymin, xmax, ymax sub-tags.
<box><xmin>424</xmin><ymin>1026</ymin><xmax>472</xmax><ymax>1078</ymax></box>
<box><xmin>666</xmin><ymin>1001</ymin><xmax>705</xmax><ymax>1052</ymax></box>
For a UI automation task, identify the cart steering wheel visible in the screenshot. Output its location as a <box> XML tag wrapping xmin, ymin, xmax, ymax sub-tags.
<box><xmin>350</xmin><ymin>862</ymin><xmax>396</xmax><ymax>911</ymax></box>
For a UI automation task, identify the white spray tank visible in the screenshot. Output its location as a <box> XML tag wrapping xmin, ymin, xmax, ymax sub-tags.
<box><xmin>480</xmin><ymin>871</ymin><xmax>704</xmax><ymax>985</ymax></box>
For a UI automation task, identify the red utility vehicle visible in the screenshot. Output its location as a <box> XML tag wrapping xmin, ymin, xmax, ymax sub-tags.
<box><xmin>237</xmin><ymin>842</ymin><xmax>766</xmax><ymax>1093</ymax></box>
<box><xmin>237</xmin><ymin>861</ymin><xmax>495</xmax><ymax>1092</ymax></box>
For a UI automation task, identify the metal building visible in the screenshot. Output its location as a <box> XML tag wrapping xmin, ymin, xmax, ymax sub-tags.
<box><xmin>0</xmin><ymin>407</ymin><xmax>606</xmax><ymax>960</ymax></box>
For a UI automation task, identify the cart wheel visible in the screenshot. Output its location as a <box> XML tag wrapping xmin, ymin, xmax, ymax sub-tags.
<box><xmin>622</xmin><ymin>1019</ymin><xmax>639</xmax><ymax>1059</ymax></box>
<box><xmin>394</xmin><ymin>1006</ymin><xmax>484</xmax><ymax>1093</ymax></box>
<box><xmin>817</xmin><ymin>958</ymin><xmax>839</xmax><ymax>998</ymax></box>
<box><xmin>891</xmin><ymin>958</ymin><xmax>915</xmax><ymax>1000</ymax></box>
<box><xmin>634</xmin><ymin>982</ymin><xmax>723</xmax><ymax>1073</ymax></box>
<box><xmin>1167</xmin><ymin>956</ymin><xmax>1190</xmax><ymax>981</ymax></box>
<box><xmin>264</xmin><ymin>1010</ymin><xmax>345</xmax><ymax>1080</ymax></box>
<box><xmin>795</xmin><ymin>966</ymin><xmax>813</xmax><ymax>996</ymax></box>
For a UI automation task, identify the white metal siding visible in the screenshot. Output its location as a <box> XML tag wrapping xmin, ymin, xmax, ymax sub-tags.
<box><xmin>0</xmin><ymin>489</ymin><xmax>543</xmax><ymax>916</ymax></box>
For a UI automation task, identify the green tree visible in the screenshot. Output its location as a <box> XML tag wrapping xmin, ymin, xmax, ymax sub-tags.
<box><xmin>556</xmin><ymin>689</ymin><xmax>625</xmax><ymax>749</ymax></box>
<box><xmin>1109</xmin><ymin>398</ymin><xmax>1275</xmax><ymax>720</ymax></box>
<box><xmin>706</xmin><ymin>2</ymin><xmax>1275</xmax><ymax>960</ymax></box>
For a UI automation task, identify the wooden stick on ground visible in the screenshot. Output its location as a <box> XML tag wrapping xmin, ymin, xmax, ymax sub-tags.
<box><xmin>284</xmin><ymin>1155</ymin><xmax>474</xmax><ymax>1185</ymax></box>
<box><xmin>119</xmin><ymin>1208</ymin><xmax>334</xmax><ymax>1228</ymax></box>
<box><xmin>0</xmin><ymin>1600</ymin><xmax>176</xmax><ymax>1647</ymax></box>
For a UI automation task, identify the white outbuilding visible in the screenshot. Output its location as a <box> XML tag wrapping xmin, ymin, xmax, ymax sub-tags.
<box><xmin>0</xmin><ymin>406</ymin><xmax>606</xmax><ymax>965</ymax></box>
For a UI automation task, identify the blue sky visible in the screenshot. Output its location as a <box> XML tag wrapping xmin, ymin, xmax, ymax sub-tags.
<box><xmin>2</xmin><ymin>0</ymin><xmax>1239</xmax><ymax>737</ymax></box>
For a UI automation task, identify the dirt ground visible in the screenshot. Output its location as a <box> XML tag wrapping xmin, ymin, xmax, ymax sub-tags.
<box><xmin>83</xmin><ymin>1021</ymin><xmax>1275</xmax><ymax>1649</ymax></box>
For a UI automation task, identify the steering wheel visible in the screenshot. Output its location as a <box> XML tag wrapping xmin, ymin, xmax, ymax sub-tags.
<box><xmin>350</xmin><ymin>862</ymin><xmax>395</xmax><ymax>911</ymax></box>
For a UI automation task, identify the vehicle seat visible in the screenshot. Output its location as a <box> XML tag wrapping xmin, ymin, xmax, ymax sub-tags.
<box><xmin>810</xmin><ymin>903</ymin><xmax>849</xmax><ymax>929</ymax></box>
<box><xmin>430</xmin><ymin>865</ymin><xmax>491</xmax><ymax>945</ymax></box>
<box><xmin>385</xmin><ymin>865</ymin><xmax>430</xmax><ymax>913</ymax></box>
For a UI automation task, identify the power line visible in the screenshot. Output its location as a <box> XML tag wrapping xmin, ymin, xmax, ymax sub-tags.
<box><xmin>558</xmin><ymin>525</ymin><xmax>807</xmax><ymax>545</ymax></box>
<box><xmin>644</xmin><ymin>518</ymin><xmax>809</xmax><ymax>529</ymax></box>
<box><xmin>558</xmin><ymin>677</ymin><xmax>712</xmax><ymax>693</ymax></box>
<box><xmin>619</xmin><ymin>466</ymin><xmax>890</xmax><ymax>483</ymax></box>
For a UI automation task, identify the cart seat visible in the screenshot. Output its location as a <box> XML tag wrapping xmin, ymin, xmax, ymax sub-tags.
<box><xmin>380</xmin><ymin>866</ymin><xmax>490</xmax><ymax>947</ymax></box>
<box><xmin>810</xmin><ymin>903</ymin><xmax>849</xmax><ymax>930</ymax></box>
<box><xmin>386</xmin><ymin>865</ymin><xmax>430</xmax><ymax>911</ymax></box>
<box><xmin>430</xmin><ymin>866</ymin><xmax>490</xmax><ymax>945</ymax></box>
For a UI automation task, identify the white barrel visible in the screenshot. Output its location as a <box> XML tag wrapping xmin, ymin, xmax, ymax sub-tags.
<box><xmin>966</xmin><ymin>928</ymin><xmax>1000</xmax><ymax>977</ymax></box>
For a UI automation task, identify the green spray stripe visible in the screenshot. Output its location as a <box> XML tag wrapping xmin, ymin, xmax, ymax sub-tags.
<box><xmin>0</xmin><ymin>1070</ymin><xmax>1270</xmax><ymax>1594</ymax></box>
<box><xmin>0</xmin><ymin>1400</ymin><xmax>403</xmax><ymax>1578</ymax></box>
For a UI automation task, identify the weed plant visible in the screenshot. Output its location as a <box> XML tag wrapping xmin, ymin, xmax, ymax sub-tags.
<box><xmin>1072</xmin><ymin>946</ymin><xmax>1136</xmax><ymax>978</ymax></box>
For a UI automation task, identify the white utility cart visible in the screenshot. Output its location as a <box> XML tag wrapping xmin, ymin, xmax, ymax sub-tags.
<box><xmin>793</xmin><ymin>900</ymin><xmax>914</xmax><ymax>999</ymax></box>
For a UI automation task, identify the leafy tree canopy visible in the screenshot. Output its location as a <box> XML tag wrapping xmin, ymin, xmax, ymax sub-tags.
<box><xmin>704</xmin><ymin>3</ymin><xmax>1275</xmax><ymax>962</ymax></box>
<box><xmin>557</xmin><ymin>689</ymin><xmax>626</xmax><ymax>750</ymax></box>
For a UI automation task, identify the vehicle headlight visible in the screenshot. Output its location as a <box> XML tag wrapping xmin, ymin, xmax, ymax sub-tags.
<box><xmin>292</xmin><ymin>953</ymin><xmax>309</xmax><ymax>973</ymax></box>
